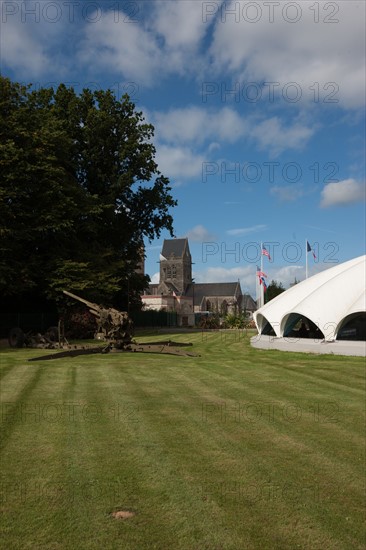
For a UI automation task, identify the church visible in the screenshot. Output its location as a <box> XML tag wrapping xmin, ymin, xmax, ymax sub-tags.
<box><xmin>141</xmin><ymin>238</ymin><xmax>256</xmax><ymax>326</ymax></box>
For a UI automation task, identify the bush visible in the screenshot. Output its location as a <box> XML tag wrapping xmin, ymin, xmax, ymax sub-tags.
<box><xmin>198</xmin><ymin>314</ymin><xmax>221</xmax><ymax>329</ymax></box>
<box><xmin>223</xmin><ymin>313</ymin><xmax>249</xmax><ymax>329</ymax></box>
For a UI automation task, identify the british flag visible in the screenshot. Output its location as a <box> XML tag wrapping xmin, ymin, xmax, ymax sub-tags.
<box><xmin>256</xmin><ymin>266</ymin><xmax>267</xmax><ymax>279</ymax></box>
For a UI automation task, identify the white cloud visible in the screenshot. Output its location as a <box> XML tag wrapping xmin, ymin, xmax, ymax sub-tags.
<box><xmin>152</xmin><ymin>106</ymin><xmax>248</xmax><ymax>145</ymax></box>
<box><xmin>155</xmin><ymin>144</ymin><xmax>205</xmax><ymax>181</ymax></box>
<box><xmin>270</xmin><ymin>265</ymin><xmax>305</xmax><ymax>288</ymax></box>
<box><xmin>152</xmin><ymin>1</ymin><xmax>208</xmax><ymax>49</ymax></box>
<box><xmin>4</xmin><ymin>1</ymin><xmax>364</xmax><ymax>114</ymax></box>
<box><xmin>1</xmin><ymin>15</ymin><xmax>53</xmax><ymax>76</ymax></box>
<box><xmin>193</xmin><ymin>261</ymin><xmax>334</xmax><ymax>296</ymax></box>
<box><xmin>79</xmin><ymin>13</ymin><xmax>163</xmax><ymax>85</ymax></box>
<box><xmin>250</xmin><ymin>117</ymin><xmax>315</xmax><ymax>157</ymax></box>
<box><xmin>194</xmin><ymin>266</ymin><xmax>255</xmax><ymax>294</ymax></box>
<box><xmin>184</xmin><ymin>225</ymin><xmax>217</xmax><ymax>242</ymax></box>
<box><xmin>227</xmin><ymin>225</ymin><xmax>267</xmax><ymax>236</ymax></box>
<box><xmin>152</xmin><ymin>107</ymin><xmax>314</xmax><ymax>156</ymax></box>
<box><xmin>269</xmin><ymin>263</ymin><xmax>333</xmax><ymax>288</ymax></box>
<box><xmin>1</xmin><ymin>5</ymin><xmax>79</xmax><ymax>79</ymax></box>
<box><xmin>194</xmin><ymin>266</ymin><xmax>252</xmax><ymax>282</ymax></box>
<box><xmin>193</xmin><ymin>265</ymin><xmax>300</xmax><ymax>296</ymax></box>
<box><xmin>320</xmin><ymin>179</ymin><xmax>366</xmax><ymax>207</ymax></box>
<box><xmin>209</xmin><ymin>1</ymin><xmax>366</xmax><ymax>109</ymax></box>
<box><xmin>78</xmin><ymin>1</ymin><xmax>215</xmax><ymax>85</ymax></box>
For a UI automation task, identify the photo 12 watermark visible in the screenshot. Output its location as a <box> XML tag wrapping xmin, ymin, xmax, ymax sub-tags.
<box><xmin>201</xmin><ymin>241</ymin><xmax>340</xmax><ymax>264</ymax></box>
<box><xmin>201</xmin><ymin>81</ymin><xmax>339</xmax><ymax>104</ymax></box>
<box><xmin>1</xmin><ymin>401</ymin><xmax>140</xmax><ymax>424</ymax></box>
<box><xmin>1</xmin><ymin>1</ymin><xmax>140</xmax><ymax>24</ymax></box>
<box><xmin>202</xmin><ymin>161</ymin><xmax>339</xmax><ymax>184</ymax></box>
<box><xmin>202</xmin><ymin>2</ymin><xmax>340</xmax><ymax>24</ymax></box>
<box><xmin>201</xmin><ymin>400</ymin><xmax>341</xmax><ymax>424</ymax></box>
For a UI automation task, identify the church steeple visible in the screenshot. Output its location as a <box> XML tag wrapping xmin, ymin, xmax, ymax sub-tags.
<box><xmin>158</xmin><ymin>238</ymin><xmax>192</xmax><ymax>294</ymax></box>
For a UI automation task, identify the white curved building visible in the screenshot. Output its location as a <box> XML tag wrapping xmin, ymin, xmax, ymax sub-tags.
<box><xmin>254</xmin><ymin>255</ymin><xmax>366</xmax><ymax>342</ymax></box>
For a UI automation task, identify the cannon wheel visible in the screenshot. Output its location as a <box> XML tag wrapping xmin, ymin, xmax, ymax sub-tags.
<box><xmin>8</xmin><ymin>327</ymin><xmax>25</xmax><ymax>348</ymax></box>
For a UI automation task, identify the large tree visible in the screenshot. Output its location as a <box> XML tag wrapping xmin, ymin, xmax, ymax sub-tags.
<box><xmin>0</xmin><ymin>77</ymin><xmax>176</xmax><ymax>307</ymax></box>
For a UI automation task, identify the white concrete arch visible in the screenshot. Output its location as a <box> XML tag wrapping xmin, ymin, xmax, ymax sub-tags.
<box><xmin>254</xmin><ymin>255</ymin><xmax>366</xmax><ymax>342</ymax></box>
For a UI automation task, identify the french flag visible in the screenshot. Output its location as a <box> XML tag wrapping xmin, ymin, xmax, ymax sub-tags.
<box><xmin>306</xmin><ymin>241</ymin><xmax>316</xmax><ymax>260</ymax></box>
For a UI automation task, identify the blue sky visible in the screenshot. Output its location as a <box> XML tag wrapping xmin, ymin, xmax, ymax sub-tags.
<box><xmin>2</xmin><ymin>0</ymin><xmax>365</xmax><ymax>296</ymax></box>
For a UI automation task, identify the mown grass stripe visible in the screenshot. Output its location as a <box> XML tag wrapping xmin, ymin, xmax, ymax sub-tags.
<box><xmin>0</xmin><ymin>364</ymin><xmax>44</xmax><ymax>451</ymax></box>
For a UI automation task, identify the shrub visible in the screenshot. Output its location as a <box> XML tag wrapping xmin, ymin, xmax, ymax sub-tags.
<box><xmin>198</xmin><ymin>314</ymin><xmax>221</xmax><ymax>329</ymax></box>
<box><xmin>223</xmin><ymin>313</ymin><xmax>249</xmax><ymax>329</ymax></box>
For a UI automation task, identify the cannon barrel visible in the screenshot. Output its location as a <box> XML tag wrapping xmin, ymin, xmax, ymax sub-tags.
<box><xmin>63</xmin><ymin>290</ymin><xmax>100</xmax><ymax>312</ymax></box>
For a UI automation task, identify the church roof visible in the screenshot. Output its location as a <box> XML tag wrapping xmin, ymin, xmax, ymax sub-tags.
<box><xmin>161</xmin><ymin>238</ymin><xmax>189</xmax><ymax>259</ymax></box>
<box><xmin>242</xmin><ymin>294</ymin><xmax>257</xmax><ymax>311</ymax></box>
<box><xmin>186</xmin><ymin>282</ymin><xmax>241</xmax><ymax>305</ymax></box>
<box><xmin>146</xmin><ymin>282</ymin><xmax>182</xmax><ymax>295</ymax></box>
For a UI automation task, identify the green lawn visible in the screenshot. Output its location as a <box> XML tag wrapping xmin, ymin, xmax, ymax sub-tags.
<box><xmin>0</xmin><ymin>331</ymin><xmax>365</xmax><ymax>550</ymax></box>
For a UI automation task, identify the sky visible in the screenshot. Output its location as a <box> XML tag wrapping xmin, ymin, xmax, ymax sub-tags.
<box><xmin>2</xmin><ymin>0</ymin><xmax>365</xmax><ymax>297</ymax></box>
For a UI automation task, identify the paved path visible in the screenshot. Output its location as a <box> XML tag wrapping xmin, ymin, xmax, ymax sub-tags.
<box><xmin>251</xmin><ymin>335</ymin><xmax>366</xmax><ymax>357</ymax></box>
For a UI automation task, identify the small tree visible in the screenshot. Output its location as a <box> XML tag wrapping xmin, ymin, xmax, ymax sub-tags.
<box><xmin>223</xmin><ymin>313</ymin><xmax>248</xmax><ymax>329</ymax></box>
<box><xmin>264</xmin><ymin>280</ymin><xmax>285</xmax><ymax>304</ymax></box>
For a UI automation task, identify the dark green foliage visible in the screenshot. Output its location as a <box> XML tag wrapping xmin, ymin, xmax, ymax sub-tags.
<box><xmin>264</xmin><ymin>279</ymin><xmax>286</xmax><ymax>303</ymax></box>
<box><xmin>198</xmin><ymin>313</ymin><xmax>221</xmax><ymax>329</ymax></box>
<box><xmin>0</xmin><ymin>77</ymin><xmax>176</xmax><ymax>307</ymax></box>
<box><xmin>223</xmin><ymin>313</ymin><xmax>248</xmax><ymax>329</ymax></box>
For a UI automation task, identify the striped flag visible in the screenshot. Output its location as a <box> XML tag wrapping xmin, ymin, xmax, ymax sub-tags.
<box><xmin>256</xmin><ymin>266</ymin><xmax>267</xmax><ymax>279</ymax></box>
<box><xmin>259</xmin><ymin>276</ymin><xmax>267</xmax><ymax>292</ymax></box>
<box><xmin>306</xmin><ymin>241</ymin><xmax>316</xmax><ymax>260</ymax></box>
<box><xmin>261</xmin><ymin>246</ymin><xmax>271</xmax><ymax>261</ymax></box>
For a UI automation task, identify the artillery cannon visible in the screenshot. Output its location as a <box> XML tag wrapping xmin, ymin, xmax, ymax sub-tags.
<box><xmin>26</xmin><ymin>291</ymin><xmax>199</xmax><ymax>361</ymax></box>
<box><xmin>62</xmin><ymin>290</ymin><xmax>133</xmax><ymax>349</ymax></box>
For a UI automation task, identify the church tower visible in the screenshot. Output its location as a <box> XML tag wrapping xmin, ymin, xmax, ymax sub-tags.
<box><xmin>158</xmin><ymin>238</ymin><xmax>192</xmax><ymax>295</ymax></box>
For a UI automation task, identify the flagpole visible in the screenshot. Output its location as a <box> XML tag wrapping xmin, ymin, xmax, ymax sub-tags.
<box><xmin>305</xmin><ymin>239</ymin><xmax>308</xmax><ymax>280</ymax></box>
<box><xmin>260</xmin><ymin>242</ymin><xmax>264</xmax><ymax>307</ymax></box>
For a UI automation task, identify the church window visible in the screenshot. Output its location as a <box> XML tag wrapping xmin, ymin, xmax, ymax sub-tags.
<box><xmin>172</xmin><ymin>265</ymin><xmax>176</xmax><ymax>278</ymax></box>
<box><xmin>167</xmin><ymin>267</ymin><xmax>171</xmax><ymax>278</ymax></box>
